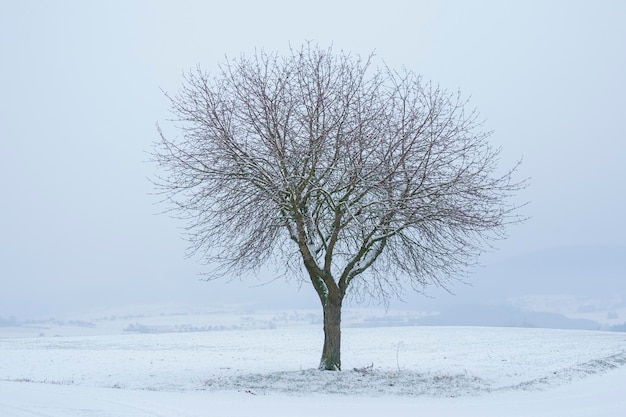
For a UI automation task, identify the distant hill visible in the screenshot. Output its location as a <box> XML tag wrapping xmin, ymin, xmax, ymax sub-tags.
<box><xmin>472</xmin><ymin>244</ymin><xmax>626</xmax><ymax>298</ymax></box>
<box><xmin>411</xmin><ymin>244</ymin><xmax>626</xmax><ymax>303</ymax></box>
<box><xmin>415</xmin><ymin>304</ymin><xmax>601</xmax><ymax>330</ymax></box>
<box><xmin>396</xmin><ymin>244</ymin><xmax>626</xmax><ymax>329</ymax></box>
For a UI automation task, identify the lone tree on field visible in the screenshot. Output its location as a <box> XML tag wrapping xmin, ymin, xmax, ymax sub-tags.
<box><xmin>153</xmin><ymin>45</ymin><xmax>525</xmax><ymax>371</ymax></box>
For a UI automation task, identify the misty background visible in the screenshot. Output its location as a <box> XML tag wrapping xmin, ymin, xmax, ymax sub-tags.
<box><xmin>1</xmin><ymin>1</ymin><xmax>624</xmax><ymax>327</ymax></box>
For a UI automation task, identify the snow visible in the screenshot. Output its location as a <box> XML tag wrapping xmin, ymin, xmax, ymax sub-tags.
<box><xmin>1</xmin><ymin>309</ymin><xmax>626</xmax><ymax>416</ymax></box>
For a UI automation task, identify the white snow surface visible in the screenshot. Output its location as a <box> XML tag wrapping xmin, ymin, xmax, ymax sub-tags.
<box><xmin>1</xmin><ymin>311</ymin><xmax>626</xmax><ymax>416</ymax></box>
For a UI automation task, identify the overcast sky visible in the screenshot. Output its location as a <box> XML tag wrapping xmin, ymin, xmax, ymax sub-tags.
<box><xmin>1</xmin><ymin>0</ymin><xmax>625</xmax><ymax>318</ymax></box>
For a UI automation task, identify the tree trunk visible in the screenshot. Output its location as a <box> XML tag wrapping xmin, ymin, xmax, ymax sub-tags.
<box><xmin>319</xmin><ymin>296</ymin><xmax>342</xmax><ymax>371</ymax></box>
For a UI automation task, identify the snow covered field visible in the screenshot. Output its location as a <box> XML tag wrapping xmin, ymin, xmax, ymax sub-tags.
<box><xmin>1</xmin><ymin>311</ymin><xmax>626</xmax><ymax>416</ymax></box>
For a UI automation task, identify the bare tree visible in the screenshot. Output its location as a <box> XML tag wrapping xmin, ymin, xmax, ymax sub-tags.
<box><xmin>152</xmin><ymin>45</ymin><xmax>526</xmax><ymax>371</ymax></box>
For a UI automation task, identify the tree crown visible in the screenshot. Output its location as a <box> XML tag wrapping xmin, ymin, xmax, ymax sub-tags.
<box><xmin>153</xmin><ymin>45</ymin><xmax>526</xmax><ymax>304</ymax></box>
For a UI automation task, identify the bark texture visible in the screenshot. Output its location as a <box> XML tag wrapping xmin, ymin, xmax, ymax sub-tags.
<box><xmin>320</xmin><ymin>296</ymin><xmax>342</xmax><ymax>371</ymax></box>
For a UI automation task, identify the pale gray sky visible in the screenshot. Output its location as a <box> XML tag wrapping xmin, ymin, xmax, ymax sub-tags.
<box><xmin>1</xmin><ymin>0</ymin><xmax>625</xmax><ymax>318</ymax></box>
